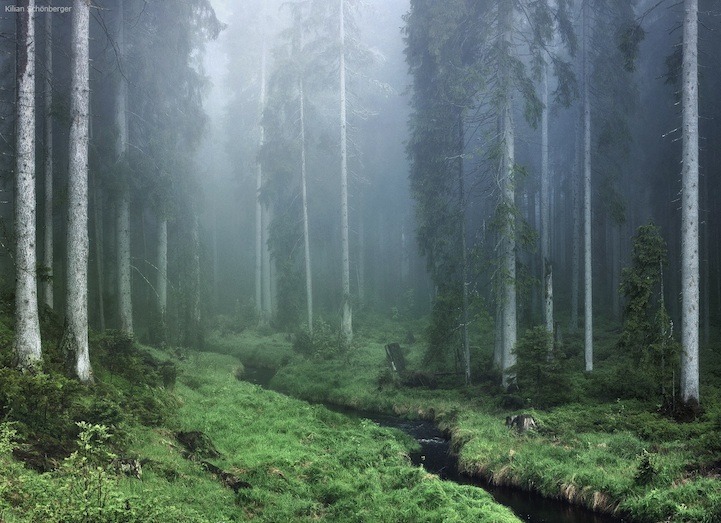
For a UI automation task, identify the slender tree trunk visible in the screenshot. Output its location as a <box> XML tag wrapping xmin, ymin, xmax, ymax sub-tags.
<box><xmin>14</xmin><ymin>0</ymin><xmax>42</xmax><ymax>369</ymax></box>
<box><xmin>299</xmin><ymin>75</ymin><xmax>314</xmax><ymax>333</ymax></box>
<box><xmin>157</xmin><ymin>217</ymin><xmax>168</xmax><ymax>332</ymax></box>
<box><xmin>582</xmin><ymin>0</ymin><xmax>593</xmax><ymax>372</ymax></box>
<box><xmin>339</xmin><ymin>0</ymin><xmax>353</xmax><ymax>342</ymax></box>
<box><xmin>702</xmin><ymin>168</ymin><xmax>709</xmax><ymax>346</ymax></box>
<box><xmin>262</xmin><ymin>205</ymin><xmax>272</xmax><ymax>320</ymax></box>
<box><xmin>92</xmin><ymin>174</ymin><xmax>106</xmax><ymax>332</ymax></box>
<box><xmin>117</xmin><ymin>191</ymin><xmax>132</xmax><ymax>333</ymax></box>
<box><xmin>115</xmin><ymin>0</ymin><xmax>132</xmax><ymax>335</ymax></box>
<box><xmin>190</xmin><ymin>213</ymin><xmax>202</xmax><ymax>349</ymax></box>
<box><xmin>541</xmin><ymin>65</ymin><xmax>553</xmax><ymax>352</ymax></box>
<box><xmin>256</xmin><ymin>42</ymin><xmax>267</xmax><ymax>325</ymax></box>
<box><xmin>612</xmin><ymin>224</ymin><xmax>621</xmax><ymax>321</ymax></box>
<box><xmin>42</xmin><ymin>6</ymin><xmax>54</xmax><ymax>310</ymax></box>
<box><xmin>570</xmin><ymin>114</ymin><xmax>581</xmax><ymax>332</ymax></box>
<box><xmin>65</xmin><ymin>0</ymin><xmax>91</xmax><ymax>383</ymax></box>
<box><xmin>458</xmin><ymin>120</ymin><xmax>471</xmax><ymax>385</ymax></box>
<box><xmin>500</xmin><ymin>1</ymin><xmax>516</xmax><ymax>388</ymax></box>
<box><xmin>494</xmin><ymin>302</ymin><xmax>503</xmax><ymax>369</ymax></box>
<box><xmin>680</xmin><ymin>0</ymin><xmax>699</xmax><ymax>406</ymax></box>
<box><xmin>357</xmin><ymin>205</ymin><xmax>366</xmax><ymax>308</ymax></box>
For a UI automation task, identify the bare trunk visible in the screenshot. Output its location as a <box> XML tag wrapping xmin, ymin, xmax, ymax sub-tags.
<box><xmin>612</xmin><ymin>224</ymin><xmax>621</xmax><ymax>321</ymax></box>
<box><xmin>541</xmin><ymin>65</ymin><xmax>553</xmax><ymax>351</ymax></box>
<box><xmin>65</xmin><ymin>0</ymin><xmax>91</xmax><ymax>382</ymax></box>
<box><xmin>500</xmin><ymin>2</ymin><xmax>516</xmax><ymax>388</ymax></box>
<box><xmin>117</xmin><ymin>191</ymin><xmax>132</xmax><ymax>333</ymax></box>
<box><xmin>115</xmin><ymin>0</ymin><xmax>132</xmax><ymax>335</ymax></box>
<box><xmin>190</xmin><ymin>214</ymin><xmax>202</xmax><ymax>348</ymax></box>
<box><xmin>680</xmin><ymin>0</ymin><xmax>699</xmax><ymax>405</ymax></box>
<box><xmin>262</xmin><ymin>205</ymin><xmax>272</xmax><ymax>321</ymax></box>
<box><xmin>256</xmin><ymin>42</ymin><xmax>267</xmax><ymax>325</ymax></box>
<box><xmin>157</xmin><ymin>218</ymin><xmax>168</xmax><ymax>326</ymax></box>
<box><xmin>339</xmin><ymin>0</ymin><xmax>352</xmax><ymax>342</ymax></box>
<box><xmin>300</xmin><ymin>75</ymin><xmax>313</xmax><ymax>333</ymax></box>
<box><xmin>92</xmin><ymin>174</ymin><xmax>106</xmax><ymax>331</ymax></box>
<box><xmin>583</xmin><ymin>0</ymin><xmax>593</xmax><ymax>372</ymax></box>
<box><xmin>570</xmin><ymin>113</ymin><xmax>581</xmax><ymax>332</ymax></box>
<box><xmin>14</xmin><ymin>0</ymin><xmax>42</xmax><ymax>369</ymax></box>
<box><xmin>458</xmin><ymin>120</ymin><xmax>470</xmax><ymax>385</ymax></box>
<box><xmin>42</xmin><ymin>7</ymin><xmax>54</xmax><ymax>309</ymax></box>
<box><xmin>494</xmin><ymin>301</ymin><xmax>503</xmax><ymax>369</ymax></box>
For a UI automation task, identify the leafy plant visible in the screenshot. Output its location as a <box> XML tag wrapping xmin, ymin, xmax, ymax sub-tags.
<box><xmin>509</xmin><ymin>326</ymin><xmax>572</xmax><ymax>408</ymax></box>
<box><xmin>617</xmin><ymin>224</ymin><xmax>680</xmax><ymax>403</ymax></box>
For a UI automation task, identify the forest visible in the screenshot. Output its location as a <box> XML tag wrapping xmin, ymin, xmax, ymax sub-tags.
<box><xmin>0</xmin><ymin>0</ymin><xmax>720</xmax><ymax>521</ymax></box>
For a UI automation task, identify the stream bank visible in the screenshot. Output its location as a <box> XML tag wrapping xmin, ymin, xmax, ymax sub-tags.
<box><xmin>240</xmin><ymin>365</ymin><xmax>625</xmax><ymax>523</ymax></box>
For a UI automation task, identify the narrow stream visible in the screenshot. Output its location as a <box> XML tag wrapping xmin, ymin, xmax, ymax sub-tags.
<box><xmin>241</xmin><ymin>366</ymin><xmax>627</xmax><ymax>523</ymax></box>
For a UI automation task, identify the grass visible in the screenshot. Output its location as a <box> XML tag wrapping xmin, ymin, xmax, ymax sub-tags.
<box><xmin>0</xmin><ymin>342</ymin><xmax>521</xmax><ymax>522</ymax></box>
<box><xmin>205</xmin><ymin>316</ymin><xmax>721</xmax><ymax>522</ymax></box>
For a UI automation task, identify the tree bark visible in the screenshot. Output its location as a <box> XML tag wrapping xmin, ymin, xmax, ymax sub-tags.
<box><xmin>14</xmin><ymin>0</ymin><xmax>42</xmax><ymax>369</ymax></box>
<box><xmin>299</xmin><ymin>74</ymin><xmax>314</xmax><ymax>333</ymax></box>
<box><xmin>458</xmin><ymin>120</ymin><xmax>470</xmax><ymax>385</ymax></box>
<box><xmin>570</xmin><ymin>112</ymin><xmax>581</xmax><ymax>332</ymax></box>
<box><xmin>256</xmin><ymin>40</ymin><xmax>268</xmax><ymax>326</ymax></box>
<box><xmin>42</xmin><ymin>6</ymin><xmax>54</xmax><ymax>310</ymax></box>
<box><xmin>339</xmin><ymin>0</ymin><xmax>353</xmax><ymax>342</ymax></box>
<box><xmin>680</xmin><ymin>0</ymin><xmax>699</xmax><ymax>405</ymax></box>
<box><xmin>541</xmin><ymin>64</ymin><xmax>553</xmax><ymax>352</ymax></box>
<box><xmin>500</xmin><ymin>1</ymin><xmax>516</xmax><ymax>388</ymax></box>
<box><xmin>92</xmin><ymin>173</ymin><xmax>106</xmax><ymax>332</ymax></box>
<box><xmin>157</xmin><ymin>217</ymin><xmax>168</xmax><ymax>330</ymax></box>
<box><xmin>66</xmin><ymin>0</ymin><xmax>92</xmax><ymax>383</ymax></box>
<box><xmin>582</xmin><ymin>0</ymin><xmax>593</xmax><ymax>372</ymax></box>
<box><xmin>115</xmin><ymin>0</ymin><xmax>132</xmax><ymax>335</ymax></box>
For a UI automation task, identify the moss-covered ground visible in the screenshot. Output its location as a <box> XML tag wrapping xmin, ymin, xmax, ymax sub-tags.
<box><xmin>0</xmin><ymin>322</ymin><xmax>521</xmax><ymax>521</ymax></box>
<box><xmin>205</xmin><ymin>315</ymin><xmax>721</xmax><ymax>523</ymax></box>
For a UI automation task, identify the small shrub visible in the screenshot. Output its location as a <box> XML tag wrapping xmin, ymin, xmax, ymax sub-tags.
<box><xmin>509</xmin><ymin>327</ymin><xmax>573</xmax><ymax>408</ymax></box>
<box><xmin>293</xmin><ymin>318</ymin><xmax>347</xmax><ymax>360</ymax></box>
<box><xmin>634</xmin><ymin>450</ymin><xmax>656</xmax><ymax>486</ymax></box>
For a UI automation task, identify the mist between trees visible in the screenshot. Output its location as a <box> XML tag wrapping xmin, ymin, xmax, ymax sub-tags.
<box><xmin>0</xmin><ymin>0</ymin><xmax>717</xmax><ymax>411</ymax></box>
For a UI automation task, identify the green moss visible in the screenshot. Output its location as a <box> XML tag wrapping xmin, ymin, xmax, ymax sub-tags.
<box><xmin>219</xmin><ymin>325</ymin><xmax>721</xmax><ymax>521</ymax></box>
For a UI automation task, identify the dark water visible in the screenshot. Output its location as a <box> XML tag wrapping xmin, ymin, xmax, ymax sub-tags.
<box><xmin>240</xmin><ymin>366</ymin><xmax>626</xmax><ymax>523</ymax></box>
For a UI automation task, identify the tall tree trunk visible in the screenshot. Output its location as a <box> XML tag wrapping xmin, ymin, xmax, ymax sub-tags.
<box><xmin>339</xmin><ymin>0</ymin><xmax>353</xmax><ymax>342</ymax></box>
<box><xmin>611</xmin><ymin>223</ymin><xmax>621</xmax><ymax>321</ymax></box>
<box><xmin>117</xmin><ymin>190</ymin><xmax>132</xmax><ymax>333</ymax></box>
<box><xmin>157</xmin><ymin>217</ymin><xmax>168</xmax><ymax>336</ymax></box>
<box><xmin>540</xmin><ymin>65</ymin><xmax>553</xmax><ymax>351</ymax></box>
<box><xmin>190</xmin><ymin>213</ymin><xmax>202</xmax><ymax>349</ymax></box>
<box><xmin>115</xmin><ymin>0</ymin><xmax>132</xmax><ymax>335</ymax></box>
<box><xmin>582</xmin><ymin>0</ymin><xmax>593</xmax><ymax>372</ymax></box>
<box><xmin>256</xmin><ymin>42</ymin><xmax>267</xmax><ymax>325</ymax></box>
<box><xmin>42</xmin><ymin>6</ymin><xmax>54</xmax><ymax>310</ymax></box>
<box><xmin>570</xmin><ymin>114</ymin><xmax>581</xmax><ymax>332</ymax></box>
<box><xmin>14</xmin><ymin>0</ymin><xmax>42</xmax><ymax>369</ymax></box>
<box><xmin>680</xmin><ymin>0</ymin><xmax>699</xmax><ymax>406</ymax></box>
<box><xmin>262</xmin><ymin>205</ymin><xmax>272</xmax><ymax>321</ymax></box>
<box><xmin>92</xmin><ymin>174</ymin><xmax>106</xmax><ymax>332</ymax></box>
<box><xmin>299</xmin><ymin>75</ymin><xmax>314</xmax><ymax>333</ymax></box>
<box><xmin>500</xmin><ymin>1</ymin><xmax>516</xmax><ymax>388</ymax></box>
<box><xmin>65</xmin><ymin>0</ymin><xmax>91</xmax><ymax>383</ymax></box>
<box><xmin>458</xmin><ymin>119</ymin><xmax>471</xmax><ymax>385</ymax></box>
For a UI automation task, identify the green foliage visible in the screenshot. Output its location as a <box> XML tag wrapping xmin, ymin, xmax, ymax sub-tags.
<box><xmin>633</xmin><ymin>449</ymin><xmax>656</xmax><ymax>486</ymax></box>
<box><xmin>510</xmin><ymin>327</ymin><xmax>572</xmax><ymax>408</ymax></box>
<box><xmin>292</xmin><ymin>318</ymin><xmax>349</xmax><ymax>360</ymax></box>
<box><xmin>617</xmin><ymin>224</ymin><xmax>680</xmax><ymax>402</ymax></box>
<box><xmin>0</xmin><ymin>368</ymin><xmax>82</xmax><ymax>436</ymax></box>
<box><xmin>94</xmin><ymin>331</ymin><xmax>177</xmax><ymax>389</ymax></box>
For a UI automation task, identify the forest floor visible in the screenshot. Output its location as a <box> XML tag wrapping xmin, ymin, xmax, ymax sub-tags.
<box><xmin>205</xmin><ymin>314</ymin><xmax>721</xmax><ymax>523</ymax></box>
<box><xmin>0</xmin><ymin>320</ymin><xmax>520</xmax><ymax>521</ymax></box>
